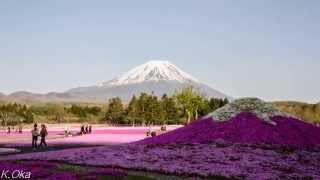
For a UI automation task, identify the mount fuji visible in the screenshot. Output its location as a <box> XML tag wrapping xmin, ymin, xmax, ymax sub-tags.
<box><xmin>105</xmin><ymin>60</ymin><xmax>199</xmax><ymax>86</ymax></box>
<box><xmin>4</xmin><ymin>60</ymin><xmax>231</xmax><ymax>102</ymax></box>
<box><xmin>67</xmin><ymin>60</ymin><xmax>230</xmax><ymax>101</ymax></box>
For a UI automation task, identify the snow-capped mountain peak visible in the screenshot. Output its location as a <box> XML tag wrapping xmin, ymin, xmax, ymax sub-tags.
<box><xmin>103</xmin><ymin>60</ymin><xmax>199</xmax><ymax>86</ymax></box>
<box><xmin>5</xmin><ymin>60</ymin><xmax>230</xmax><ymax>102</ymax></box>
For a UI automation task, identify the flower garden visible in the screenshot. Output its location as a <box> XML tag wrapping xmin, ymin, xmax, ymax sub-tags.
<box><xmin>0</xmin><ymin>98</ymin><xmax>320</xmax><ymax>179</ymax></box>
<box><xmin>0</xmin><ymin>126</ymin><xmax>174</xmax><ymax>148</ymax></box>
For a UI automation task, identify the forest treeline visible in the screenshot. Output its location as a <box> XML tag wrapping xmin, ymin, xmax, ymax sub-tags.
<box><xmin>0</xmin><ymin>87</ymin><xmax>229</xmax><ymax>126</ymax></box>
<box><xmin>273</xmin><ymin>101</ymin><xmax>320</xmax><ymax>125</ymax></box>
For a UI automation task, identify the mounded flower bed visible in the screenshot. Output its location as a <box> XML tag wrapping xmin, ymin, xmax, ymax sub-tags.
<box><xmin>137</xmin><ymin>98</ymin><xmax>320</xmax><ymax>148</ymax></box>
<box><xmin>207</xmin><ymin>98</ymin><xmax>292</xmax><ymax>124</ymax></box>
<box><xmin>137</xmin><ymin>112</ymin><xmax>320</xmax><ymax>148</ymax></box>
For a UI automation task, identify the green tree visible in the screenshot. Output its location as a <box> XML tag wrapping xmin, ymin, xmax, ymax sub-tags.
<box><xmin>174</xmin><ymin>87</ymin><xmax>205</xmax><ymax>124</ymax></box>
<box><xmin>208</xmin><ymin>98</ymin><xmax>229</xmax><ymax>112</ymax></box>
<box><xmin>134</xmin><ymin>93</ymin><xmax>163</xmax><ymax>125</ymax></box>
<box><xmin>69</xmin><ymin>104</ymin><xmax>87</xmax><ymax>118</ymax></box>
<box><xmin>161</xmin><ymin>94</ymin><xmax>180</xmax><ymax>124</ymax></box>
<box><xmin>0</xmin><ymin>103</ymin><xmax>34</xmax><ymax>125</ymax></box>
<box><xmin>127</xmin><ymin>95</ymin><xmax>139</xmax><ymax>126</ymax></box>
<box><xmin>22</xmin><ymin>110</ymin><xmax>34</xmax><ymax>124</ymax></box>
<box><xmin>147</xmin><ymin>94</ymin><xmax>162</xmax><ymax>124</ymax></box>
<box><xmin>0</xmin><ymin>111</ymin><xmax>9</xmax><ymax>127</ymax></box>
<box><xmin>198</xmin><ymin>98</ymin><xmax>211</xmax><ymax>117</ymax></box>
<box><xmin>136</xmin><ymin>93</ymin><xmax>148</xmax><ymax>125</ymax></box>
<box><xmin>86</xmin><ymin>106</ymin><xmax>101</xmax><ymax>116</ymax></box>
<box><xmin>105</xmin><ymin>97</ymin><xmax>125</xmax><ymax>124</ymax></box>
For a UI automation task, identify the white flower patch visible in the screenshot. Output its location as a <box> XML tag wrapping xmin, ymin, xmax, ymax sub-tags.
<box><xmin>206</xmin><ymin>98</ymin><xmax>292</xmax><ymax>125</ymax></box>
<box><xmin>0</xmin><ymin>148</ymin><xmax>20</xmax><ymax>155</ymax></box>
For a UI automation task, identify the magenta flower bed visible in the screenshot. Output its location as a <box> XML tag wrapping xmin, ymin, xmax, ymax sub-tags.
<box><xmin>137</xmin><ymin>112</ymin><xmax>320</xmax><ymax>148</ymax></box>
<box><xmin>1</xmin><ymin>142</ymin><xmax>319</xmax><ymax>179</ymax></box>
<box><xmin>0</xmin><ymin>160</ymin><xmax>127</xmax><ymax>179</ymax></box>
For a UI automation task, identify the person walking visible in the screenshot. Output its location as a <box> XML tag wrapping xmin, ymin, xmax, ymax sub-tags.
<box><xmin>147</xmin><ymin>125</ymin><xmax>152</xmax><ymax>137</ymax></box>
<box><xmin>31</xmin><ymin>123</ymin><xmax>39</xmax><ymax>149</ymax></box>
<box><xmin>85</xmin><ymin>125</ymin><xmax>89</xmax><ymax>134</ymax></box>
<box><xmin>39</xmin><ymin>124</ymin><xmax>48</xmax><ymax>147</ymax></box>
<box><xmin>18</xmin><ymin>124</ymin><xmax>23</xmax><ymax>134</ymax></box>
<box><xmin>89</xmin><ymin>125</ymin><xmax>92</xmax><ymax>134</ymax></box>
<box><xmin>80</xmin><ymin>125</ymin><xmax>85</xmax><ymax>135</ymax></box>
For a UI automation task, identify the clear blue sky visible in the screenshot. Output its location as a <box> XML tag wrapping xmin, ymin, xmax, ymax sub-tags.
<box><xmin>0</xmin><ymin>0</ymin><xmax>319</xmax><ymax>103</ymax></box>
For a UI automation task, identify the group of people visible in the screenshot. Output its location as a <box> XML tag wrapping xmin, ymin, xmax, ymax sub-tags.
<box><xmin>80</xmin><ymin>124</ymin><xmax>92</xmax><ymax>135</ymax></box>
<box><xmin>6</xmin><ymin>125</ymin><xmax>23</xmax><ymax>134</ymax></box>
<box><xmin>146</xmin><ymin>124</ymin><xmax>167</xmax><ymax>137</ymax></box>
<box><xmin>31</xmin><ymin>123</ymin><xmax>48</xmax><ymax>149</ymax></box>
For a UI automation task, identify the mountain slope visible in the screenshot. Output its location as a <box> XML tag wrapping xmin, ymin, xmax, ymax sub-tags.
<box><xmin>3</xmin><ymin>60</ymin><xmax>231</xmax><ymax>102</ymax></box>
<box><xmin>68</xmin><ymin>80</ymin><xmax>228</xmax><ymax>101</ymax></box>
<box><xmin>67</xmin><ymin>60</ymin><xmax>230</xmax><ymax>101</ymax></box>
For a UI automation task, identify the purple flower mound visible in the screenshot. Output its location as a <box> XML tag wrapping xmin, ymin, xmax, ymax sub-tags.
<box><xmin>137</xmin><ymin>112</ymin><xmax>320</xmax><ymax>148</ymax></box>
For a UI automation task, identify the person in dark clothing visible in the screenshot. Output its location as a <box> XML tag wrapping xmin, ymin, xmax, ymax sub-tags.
<box><xmin>80</xmin><ymin>125</ymin><xmax>85</xmax><ymax>135</ymax></box>
<box><xmin>18</xmin><ymin>125</ymin><xmax>23</xmax><ymax>134</ymax></box>
<box><xmin>39</xmin><ymin>124</ymin><xmax>48</xmax><ymax>147</ymax></box>
<box><xmin>31</xmin><ymin>123</ymin><xmax>39</xmax><ymax>149</ymax></box>
<box><xmin>7</xmin><ymin>126</ymin><xmax>11</xmax><ymax>134</ymax></box>
<box><xmin>89</xmin><ymin>125</ymin><xmax>92</xmax><ymax>134</ymax></box>
<box><xmin>85</xmin><ymin>125</ymin><xmax>89</xmax><ymax>134</ymax></box>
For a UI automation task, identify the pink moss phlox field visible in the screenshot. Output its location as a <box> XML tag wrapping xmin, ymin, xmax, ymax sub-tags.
<box><xmin>1</xmin><ymin>142</ymin><xmax>320</xmax><ymax>179</ymax></box>
<box><xmin>0</xmin><ymin>160</ymin><xmax>128</xmax><ymax>179</ymax></box>
<box><xmin>137</xmin><ymin>112</ymin><xmax>320</xmax><ymax>148</ymax></box>
<box><xmin>1</xmin><ymin>128</ymin><xmax>149</xmax><ymax>147</ymax></box>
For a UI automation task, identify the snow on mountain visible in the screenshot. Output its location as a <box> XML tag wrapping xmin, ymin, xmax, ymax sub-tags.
<box><xmin>66</xmin><ymin>60</ymin><xmax>231</xmax><ymax>101</ymax></box>
<box><xmin>4</xmin><ymin>60</ymin><xmax>231</xmax><ymax>102</ymax></box>
<box><xmin>103</xmin><ymin>60</ymin><xmax>200</xmax><ymax>86</ymax></box>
